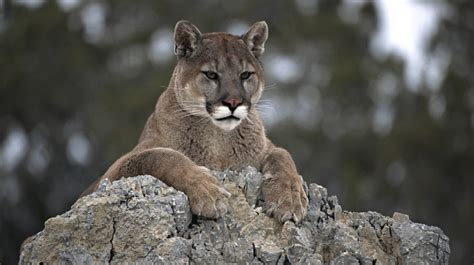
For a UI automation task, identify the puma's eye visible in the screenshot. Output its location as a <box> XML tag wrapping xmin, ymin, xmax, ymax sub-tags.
<box><xmin>240</xmin><ymin>71</ymin><xmax>253</xmax><ymax>80</ymax></box>
<box><xmin>203</xmin><ymin>71</ymin><xmax>218</xmax><ymax>80</ymax></box>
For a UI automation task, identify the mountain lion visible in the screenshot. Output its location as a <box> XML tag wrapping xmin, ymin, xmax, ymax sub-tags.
<box><xmin>81</xmin><ymin>20</ymin><xmax>308</xmax><ymax>223</ymax></box>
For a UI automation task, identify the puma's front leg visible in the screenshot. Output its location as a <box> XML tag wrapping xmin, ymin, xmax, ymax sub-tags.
<box><xmin>261</xmin><ymin>146</ymin><xmax>308</xmax><ymax>223</ymax></box>
<box><xmin>102</xmin><ymin>148</ymin><xmax>230</xmax><ymax>219</ymax></box>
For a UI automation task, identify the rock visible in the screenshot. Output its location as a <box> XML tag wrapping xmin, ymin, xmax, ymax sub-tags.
<box><xmin>19</xmin><ymin>167</ymin><xmax>450</xmax><ymax>264</ymax></box>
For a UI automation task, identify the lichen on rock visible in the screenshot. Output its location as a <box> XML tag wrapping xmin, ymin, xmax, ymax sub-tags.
<box><xmin>19</xmin><ymin>167</ymin><xmax>450</xmax><ymax>264</ymax></box>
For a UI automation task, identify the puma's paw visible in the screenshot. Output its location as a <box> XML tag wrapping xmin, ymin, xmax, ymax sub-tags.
<box><xmin>261</xmin><ymin>174</ymin><xmax>308</xmax><ymax>223</ymax></box>
<box><xmin>186</xmin><ymin>168</ymin><xmax>231</xmax><ymax>219</ymax></box>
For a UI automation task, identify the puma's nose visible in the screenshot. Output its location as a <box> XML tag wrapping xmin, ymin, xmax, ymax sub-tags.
<box><xmin>222</xmin><ymin>98</ymin><xmax>243</xmax><ymax>111</ymax></box>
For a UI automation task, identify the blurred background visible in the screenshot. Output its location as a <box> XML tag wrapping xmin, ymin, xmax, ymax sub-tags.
<box><xmin>0</xmin><ymin>0</ymin><xmax>472</xmax><ymax>263</ymax></box>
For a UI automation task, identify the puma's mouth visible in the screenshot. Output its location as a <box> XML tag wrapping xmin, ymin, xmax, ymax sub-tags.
<box><xmin>215</xmin><ymin>115</ymin><xmax>240</xmax><ymax>121</ymax></box>
<box><xmin>209</xmin><ymin>105</ymin><xmax>248</xmax><ymax>131</ymax></box>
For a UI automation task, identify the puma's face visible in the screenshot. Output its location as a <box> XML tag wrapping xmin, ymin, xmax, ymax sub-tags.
<box><xmin>173</xmin><ymin>21</ymin><xmax>268</xmax><ymax>131</ymax></box>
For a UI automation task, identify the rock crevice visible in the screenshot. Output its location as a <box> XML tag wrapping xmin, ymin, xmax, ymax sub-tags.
<box><xmin>19</xmin><ymin>167</ymin><xmax>450</xmax><ymax>264</ymax></box>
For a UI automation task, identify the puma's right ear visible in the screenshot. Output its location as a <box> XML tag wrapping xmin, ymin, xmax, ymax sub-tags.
<box><xmin>174</xmin><ymin>20</ymin><xmax>202</xmax><ymax>58</ymax></box>
<box><xmin>242</xmin><ymin>21</ymin><xmax>268</xmax><ymax>58</ymax></box>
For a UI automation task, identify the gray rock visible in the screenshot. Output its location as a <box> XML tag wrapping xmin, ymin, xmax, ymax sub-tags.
<box><xmin>19</xmin><ymin>166</ymin><xmax>450</xmax><ymax>264</ymax></box>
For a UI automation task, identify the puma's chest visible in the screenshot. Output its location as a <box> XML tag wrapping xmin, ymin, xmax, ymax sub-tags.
<box><xmin>177</xmin><ymin>127</ymin><xmax>265</xmax><ymax>170</ymax></box>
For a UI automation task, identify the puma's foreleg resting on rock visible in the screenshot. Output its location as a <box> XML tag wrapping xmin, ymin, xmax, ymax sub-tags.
<box><xmin>81</xmin><ymin>20</ymin><xmax>308</xmax><ymax>223</ymax></box>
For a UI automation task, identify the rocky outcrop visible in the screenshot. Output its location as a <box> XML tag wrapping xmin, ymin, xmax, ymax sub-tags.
<box><xmin>19</xmin><ymin>167</ymin><xmax>450</xmax><ymax>264</ymax></box>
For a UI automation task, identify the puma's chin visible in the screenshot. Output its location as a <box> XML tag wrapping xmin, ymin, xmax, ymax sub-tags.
<box><xmin>211</xmin><ymin>118</ymin><xmax>242</xmax><ymax>131</ymax></box>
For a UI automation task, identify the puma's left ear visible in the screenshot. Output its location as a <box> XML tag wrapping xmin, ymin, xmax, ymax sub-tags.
<box><xmin>174</xmin><ymin>20</ymin><xmax>202</xmax><ymax>58</ymax></box>
<box><xmin>242</xmin><ymin>21</ymin><xmax>268</xmax><ymax>58</ymax></box>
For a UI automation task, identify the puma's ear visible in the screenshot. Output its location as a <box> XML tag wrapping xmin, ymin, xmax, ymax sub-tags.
<box><xmin>242</xmin><ymin>21</ymin><xmax>268</xmax><ymax>58</ymax></box>
<box><xmin>174</xmin><ymin>20</ymin><xmax>202</xmax><ymax>58</ymax></box>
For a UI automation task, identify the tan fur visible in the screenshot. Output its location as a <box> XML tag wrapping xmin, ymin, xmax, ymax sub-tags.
<box><xmin>81</xmin><ymin>21</ymin><xmax>308</xmax><ymax>223</ymax></box>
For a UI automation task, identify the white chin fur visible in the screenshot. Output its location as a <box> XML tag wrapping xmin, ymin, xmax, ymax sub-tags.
<box><xmin>212</xmin><ymin>119</ymin><xmax>242</xmax><ymax>131</ymax></box>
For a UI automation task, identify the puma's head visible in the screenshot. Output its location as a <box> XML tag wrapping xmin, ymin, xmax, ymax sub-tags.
<box><xmin>172</xmin><ymin>20</ymin><xmax>268</xmax><ymax>131</ymax></box>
